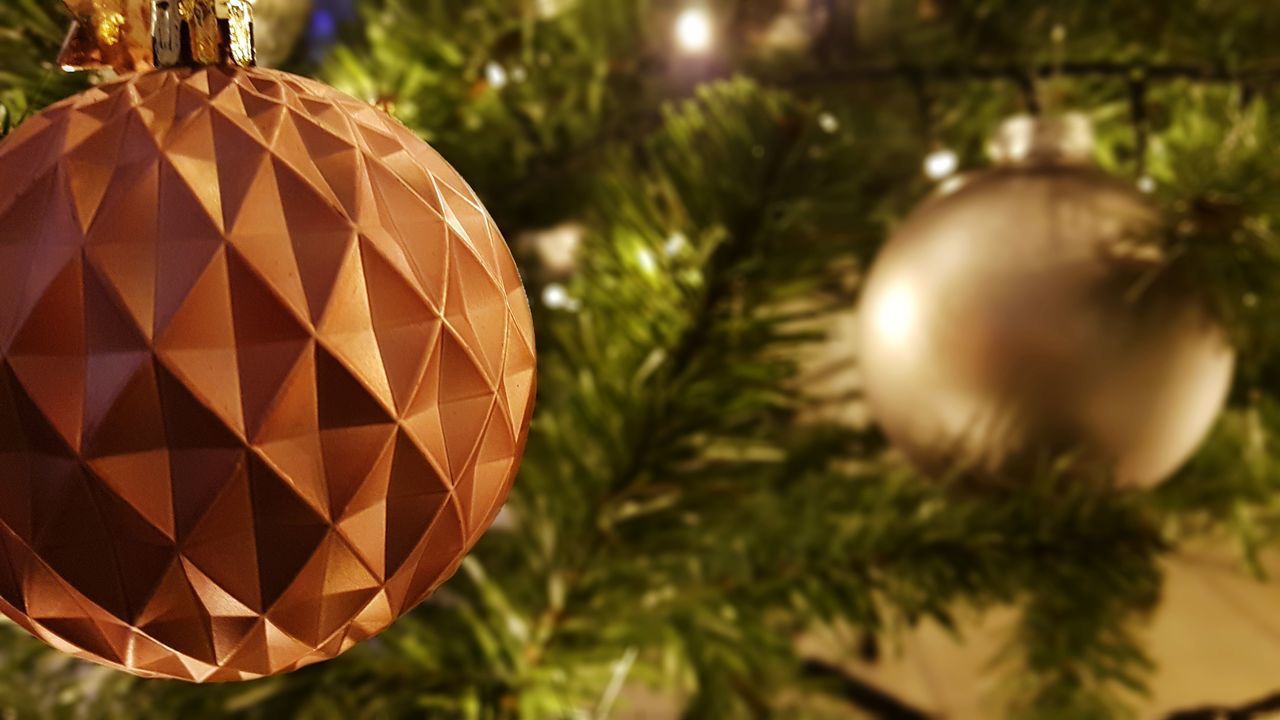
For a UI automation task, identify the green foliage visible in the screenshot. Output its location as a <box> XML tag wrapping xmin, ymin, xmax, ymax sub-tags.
<box><xmin>2</xmin><ymin>0</ymin><xmax>1280</xmax><ymax>718</ymax></box>
<box><xmin>319</xmin><ymin>0</ymin><xmax>653</xmax><ymax>227</ymax></box>
<box><xmin>856</xmin><ymin>0</ymin><xmax>1280</xmax><ymax>67</ymax></box>
<box><xmin>0</xmin><ymin>0</ymin><xmax>87</xmax><ymax>135</ymax></box>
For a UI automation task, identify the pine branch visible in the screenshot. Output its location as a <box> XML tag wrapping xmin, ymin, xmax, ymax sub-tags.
<box><xmin>1166</xmin><ymin>691</ymin><xmax>1280</xmax><ymax>720</ymax></box>
<box><xmin>801</xmin><ymin>659</ymin><xmax>931</xmax><ymax>720</ymax></box>
<box><xmin>3</xmin><ymin>2</ymin><xmax>1280</xmax><ymax>718</ymax></box>
<box><xmin>0</xmin><ymin>0</ymin><xmax>87</xmax><ymax>134</ymax></box>
<box><xmin>524</xmin><ymin>80</ymin><xmax>868</xmax><ymax>714</ymax></box>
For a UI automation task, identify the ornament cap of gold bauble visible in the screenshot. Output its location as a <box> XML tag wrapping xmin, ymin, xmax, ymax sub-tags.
<box><xmin>987</xmin><ymin>112</ymin><xmax>1096</xmax><ymax>166</ymax></box>
<box><xmin>58</xmin><ymin>0</ymin><xmax>255</xmax><ymax>73</ymax></box>
<box><xmin>859</xmin><ymin>112</ymin><xmax>1235</xmax><ymax>488</ymax></box>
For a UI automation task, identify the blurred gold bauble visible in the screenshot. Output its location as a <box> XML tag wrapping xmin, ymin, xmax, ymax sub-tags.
<box><xmin>858</xmin><ymin>115</ymin><xmax>1235</xmax><ymax>487</ymax></box>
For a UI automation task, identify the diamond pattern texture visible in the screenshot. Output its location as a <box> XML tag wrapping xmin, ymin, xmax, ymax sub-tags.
<box><xmin>0</xmin><ymin>66</ymin><xmax>537</xmax><ymax>682</ymax></box>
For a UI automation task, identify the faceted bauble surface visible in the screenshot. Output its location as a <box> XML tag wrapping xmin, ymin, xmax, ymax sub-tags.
<box><xmin>0</xmin><ymin>66</ymin><xmax>536</xmax><ymax>681</ymax></box>
<box><xmin>859</xmin><ymin>164</ymin><xmax>1233</xmax><ymax>488</ymax></box>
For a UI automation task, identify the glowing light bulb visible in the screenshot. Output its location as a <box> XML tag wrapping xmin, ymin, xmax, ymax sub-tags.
<box><xmin>1137</xmin><ymin>175</ymin><xmax>1156</xmax><ymax>193</ymax></box>
<box><xmin>924</xmin><ymin>148</ymin><xmax>959</xmax><ymax>180</ymax></box>
<box><xmin>675</xmin><ymin>7</ymin><xmax>714</xmax><ymax>53</ymax></box>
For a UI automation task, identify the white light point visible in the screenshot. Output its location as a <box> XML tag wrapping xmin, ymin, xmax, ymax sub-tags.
<box><xmin>924</xmin><ymin>148</ymin><xmax>959</xmax><ymax>180</ymax></box>
<box><xmin>485</xmin><ymin>61</ymin><xmax>509</xmax><ymax>89</ymax></box>
<box><xmin>675</xmin><ymin>7</ymin><xmax>714</xmax><ymax>53</ymax></box>
<box><xmin>542</xmin><ymin>283</ymin><xmax>574</xmax><ymax>310</ymax></box>
<box><xmin>664</xmin><ymin>232</ymin><xmax>689</xmax><ymax>256</ymax></box>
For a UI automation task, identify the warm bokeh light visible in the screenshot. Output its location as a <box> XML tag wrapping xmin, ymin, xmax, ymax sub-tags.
<box><xmin>675</xmin><ymin>7</ymin><xmax>713</xmax><ymax>53</ymax></box>
<box><xmin>543</xmin><ymin>283</ymin><xmax>579</xmax><ymax>310</ymax></box>
<box><xmin>485</xmin><ymin>60</ymin><xmax>508</xmax><ymax>88</ymax></box>
<box><xmin>924</xmin><ymin>148</ymin><xmax>959</xmax><ymax>180</ymax></box>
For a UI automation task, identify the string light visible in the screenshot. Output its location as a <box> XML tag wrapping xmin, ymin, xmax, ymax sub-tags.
<box><xmin>675</xmin><ymin>7</ymin><xmax>713</xmax><ymax>53</ymax></box>
<box><xmin>664</xmin><ymin>232</ymin><xmax>689</xmax><ymax>256</ymax></box>
<box><xmin>485</xmin><ymin>61</ymin><xmax>509</xmax><ymax>89</ymax></box>
<box><xmin>923</xmin><ymin>148</ymin><xmax>959</xmax><ymax>180</ymax></box>
<box><xmin>542</xmin><ymin>283</ymin><xmax>580</xmax><ymax>311</ymax></box>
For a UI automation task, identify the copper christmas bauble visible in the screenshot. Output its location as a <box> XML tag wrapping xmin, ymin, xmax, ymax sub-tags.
<box><xmin>0</xmin><ymin>65</ymin><xmax>536</xmax><ymax>680</ymax></box>
<box><xmin>859</xmin><ymin>115</ymin><xmax>1233</xmax><ymax>487</ymax></box>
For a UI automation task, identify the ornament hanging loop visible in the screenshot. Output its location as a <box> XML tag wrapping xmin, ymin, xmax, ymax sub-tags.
<box><xmin>58</xmin><ymin>0</ymin><xmax>255</xmax><ymax>74</ymax></box>
<box><xmin>1128</xmin><ymin>67</ymin><xmax>1150</xmax><ymax>180</ymax></box>
<box><xmin>1013</xmin><ymin>71</ymin><xmax>1042</xmax><ymax>116</ymax></box>
<box><xmin>906</xmin><ymin>68</ymin><xmax>935</xmax><ymax>135</ymax></box>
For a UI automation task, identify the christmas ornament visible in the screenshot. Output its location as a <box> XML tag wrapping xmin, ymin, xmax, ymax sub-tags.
<box><xmin>858</xmin><ymin>114</ymin><xmax>1233</xmax><ymax>487</ymax></box>
<box><xmin>0</xmin><ymin>0</ymin><xmax>536</xmax><ymax>682</ymax></box>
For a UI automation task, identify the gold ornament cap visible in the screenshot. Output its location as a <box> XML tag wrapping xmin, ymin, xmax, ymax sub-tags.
<box><xmin>987</xmin><ymin>113</ymin><xmax>1095</xmax><ymax>166</ymax></box>
<box><xmin>58</xmin><ymin>0</ymin><xmax>255</xmax><ymax>74</ymax></box>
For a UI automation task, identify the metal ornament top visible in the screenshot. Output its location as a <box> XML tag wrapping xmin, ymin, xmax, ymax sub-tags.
<box><xmin>59</xmin><ymin>0</ymin><xmax>255</xmax><ymax>74</ymax></box>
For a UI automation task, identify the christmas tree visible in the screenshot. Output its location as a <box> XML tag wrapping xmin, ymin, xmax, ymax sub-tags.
<box><xmin>2</xmin><ymin>0</ymin><xmax>1280</xmax><ymax>717</ymax></box>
